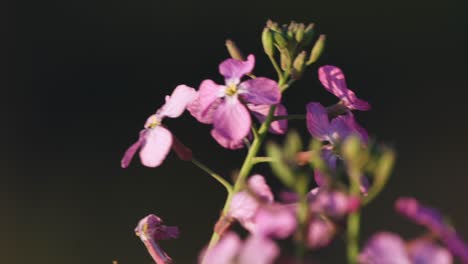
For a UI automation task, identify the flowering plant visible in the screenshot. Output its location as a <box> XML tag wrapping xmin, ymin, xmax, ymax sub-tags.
<box><xmin>121</xmin><ymin>20</ymin><xmax>468</xmax><ymax>264</ymax></box>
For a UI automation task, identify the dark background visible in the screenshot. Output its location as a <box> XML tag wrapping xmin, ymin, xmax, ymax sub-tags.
<box><xmin>4</xmin><ymin>0</ymin><xmax>468</xmax><ymax>263</ymax></box>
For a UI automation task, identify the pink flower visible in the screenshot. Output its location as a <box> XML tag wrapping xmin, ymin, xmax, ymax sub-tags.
<box><xmin>201</xmin><ymin>232</ymin><xmax>279</xmax><ymax>264</ymax></box>
<box><xmin>188</xmin><ymin>55</ymin><xmax>281</xmax><ymax>149</ymax></box>
<box><xmin>135</xmin><ymin>214</ymin><xmax>179</xmax><ymax>264</ymax></box>
<box><xmin>307</xmin><ymin>216</ymin><xmax>336</xmax><ymax>249</ymax></box>
<box><xmin>318</xmin><ymin>65</ymin><xmax>371</xmax><ymax>111</ymax></box>
<box><xmin>121</xmin><ymin>85</ymin><xmax>196</xmax><ymax>168</ymax></box>
<box><xmin>308</xmin><ymin>188</ymin><xmax>360</xmax><ymax>218</ymax></box>
<box><xmin>359</xmin><ymin>232</ymin><xmax>453</xmax><ymax>264</ymax></box>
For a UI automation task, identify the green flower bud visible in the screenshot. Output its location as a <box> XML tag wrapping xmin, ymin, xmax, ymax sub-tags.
<box><xmin>302</xmin><ymin>23</ymin><xmax>315</xmax><ymax>45</ymax></box>
<box><xmin>307</xmin><ymin>34</ymin><xmax>326</xmax><ymax>65</ymax></box>
<box><xmin>292</xmin><ymin>51</ymin><xmax>307</xmax><ymax>79</ymax></box>
<box><xmin>261</xmin><ymin>28</ymin><xmax>275</xmax><ymax>57</ymax></box>
<box><xmin>273</xmin><ymin>31</ymin><xmax>288</xmax><ymax>49</ymax></box>
<box><xmin>295</xmin><ymin>23</ymin><xmax>305</xmax><ymax>43</ymax></box>
<box><xmin>279</xmin><ymin>48</ymin><xmax>291</xmax><ymax>71</ymax></box>
<box><xmin>225</xmin><ymin>39</ymin><xmax>244</xmax><ymax>60</ymax></box>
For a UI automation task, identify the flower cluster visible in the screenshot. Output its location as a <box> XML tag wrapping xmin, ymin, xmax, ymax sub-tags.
<box><xmin>121</xmin><ymin>20</ymin><xmax>468</xmax><ymax>264</ymax></box>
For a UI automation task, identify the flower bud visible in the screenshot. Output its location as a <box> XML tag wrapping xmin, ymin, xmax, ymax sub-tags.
<box><xmin>295</xmin><ymin>23</ymin><xmax>305</xmax><ymax>43</ymax></box>
<box><xmin>292</xmin><ymin>51</ymin><xmax>307</xmax><ymax>79</ymax></box>
<box><xmin>261</xmin><ymin>28</ymin><xmax>275</xmax><ymax>57</ymax></box>
<box><xmin>280</xmin><ymin>48</ymin><xmax>291</xmax><ymax>71</ymax></box>
<box><xmin>273</xmin><ymin>31</ymin><xmax>287</xmax><ymax>49</ymax></box>
<box><xmin>302</xmin><ymin>23</ymin><xmax>315</xmax><ymax>46</ymax></box>
<box><xmin>225</xmin><ymin>39</ymin><xmax>245</xmax><ymax>60</ymax></box>
<box><xmin>307</xmin><ymin>34</ymin><xmax>326</xmax><ymax>65</ymax></box>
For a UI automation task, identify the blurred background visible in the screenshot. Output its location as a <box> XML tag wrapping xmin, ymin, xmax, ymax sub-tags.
<box><xmin>4</xmin><ymin>0</ymin><xmax>468</xmax><ymax>263</ymax></box>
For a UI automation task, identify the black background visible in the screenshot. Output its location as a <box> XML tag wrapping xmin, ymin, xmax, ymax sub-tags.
<box><xmin>4</xmin><ymin>0</ymin><xmax>468</xmax><ymax>263</ymax></box>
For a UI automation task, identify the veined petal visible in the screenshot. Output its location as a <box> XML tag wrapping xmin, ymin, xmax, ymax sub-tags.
<box><xmin>213</xmin><ymin>99</ymin><xmax>251</xmax><ymax>142</ymax></box>
<box><xmin>139</xmin><ymin>126</ymin><xmax>173</xmax><ymax>167</ymax></box>
<box><xmin>158</xmin><ymin>85</ymin><xmax>197</xmax><ymax>118</ymax></box>
<box><xmin>248</xmin><ymin>104</ymin><xmax>288</xmax><ymax>134</ymax></box>
<box><xmin>240</xmin><ymin>77</ymin><xmax>281</xmax><ymax>105</ymax></box>
<box><xmin>306</xmin><ymin>102</ymin><xmax>330</xmax><ymax>141</ymax></box>
<box><xmin>201</xmin><ymin>232</ymin><xmax>241</xmax><ymax>264</ymax></box>
<box><xmin>219</xmin><ymin>54</ymin><xmax>255</xmax><ymax>84</ymax></box>
<box><xmin>188</xmin><ymin>80</ymin><xmax>224</xmax><ymax>124</ymax></box>
<box><xmin>121</xmin><ymin>129</ymin><xmax>146</xmax><ymax>168</ymax></box>
<box><xmin>318</xmin><ymin>65</ymin><xmax>371</xmax><ymax>111</ymax></box>
<box><xmin>211</xmin><ymin>129</ymin><xmax>246</xmax><ymax>149</ymax></box>
<box><xmin>238</xmin><ymin>235</ymin><xmax>279</xmax><ymax>264</ymax></box>
<box><xmin>329</xmin><ymin>113</ymin><xmax>369</xmax><ymax>144</ymax></box>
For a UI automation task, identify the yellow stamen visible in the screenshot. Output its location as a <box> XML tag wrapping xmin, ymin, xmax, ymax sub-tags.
<box><xmin>225</xmin><ymin>84</ymin><xmax>238</xmax><ymax>96</ymax></box>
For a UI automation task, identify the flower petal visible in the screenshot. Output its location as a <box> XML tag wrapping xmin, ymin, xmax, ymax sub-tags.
<box><xmin>219</xmin><ymin>54</ymin><xmax>255</xmax><ymax>84</ymax></box>
<box><xmin>121</xmin><ymin>129</ymin><xmax>146</xmax><ymax>168</ymax></box>
<box><xmin>359</xmin><ymin>232</ymin><xmax>411</xmax><ymax>264</ymax></box>
<box><xmin>247</xmin><ymin>174</ymin><xmax>274</xmax><ymax>203</ymax></box>
<box><xmin>188</xmin><ymin>80</ymin><xmax>224</xmax><ymax>124</ymax></box>
<box><xmin>211</xmin><ymin>129</ymin><xmax>246</xmax><ymax>149</ymax></box>
<box><xmin>318</xmin><ymin>65</ymin><xmax>371</xmax><ymax>111</ymax></box>
<box><xmin>229</xmin><ymin>191</ymin><xmax>259</xmax><ymax>224</ymax></box>
<box><xmin>306</xmin><ymin>102</ymin><xmax>330</xmax><ymax>141</ymax></box>
<box><xmin>248</xmin><ymin>104</ymin><xmax>287</xmax><ymax>134</ymax></box>
<box><xmin>408</xmin><ymin>239</ymin><xmax>453</xmax><ymax>264</ymax></box>
<box><xmin>213</xmin><ymin>99</ymin><xmax>251</xmax><ymax>142</ymax></box>
<box><xmin>139</xmin><ymin>126</ymin><xmax>173</xmax><ymax>167</ymax></box>
<box><xmin>307</xmin><ymin>217</ymin><xmax>336</xmax><ymax>249</ymax></box>
<box><xmin>253</xmin><ymin>206</ymin><xmax>297</xmax><ymax>239</ymax></box>
<box><xmin>238</xmin><ymin>235</ymin><xmax>279</xmax><ymax>264</ymax></box>
<box><xmin>157</xmin><ymin>85</ymin><xmax>197</xmax><ymax>118</ymax></box>
<box><xmin>240</xmin><ymin>77</ymin><xmax>281</xmax><ymax>105</ymax></box>
<box><xmin>201</xmin><ymin>232</ymin><xmax>241</xmax><ymax>264</ymax></box>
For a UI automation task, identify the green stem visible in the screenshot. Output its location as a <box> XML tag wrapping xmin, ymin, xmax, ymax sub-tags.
<box><xmin>191</xmin><ymin>158</ymin><xmax>233</xmax><ymax>195</ymax></box>
<box><xmin>252</xmin><ymin>156</ymin><xmax>274</xmax><ymax>164</ymax></box>
<box><xmin>268</xmin><ymin>55</ymin><xmax>283</xmax><ymax>80</ymax></box>
<box><xmin>347</xmin><ymin>175</ymin><xmax>361</xmax><ymax>264</ymax></box>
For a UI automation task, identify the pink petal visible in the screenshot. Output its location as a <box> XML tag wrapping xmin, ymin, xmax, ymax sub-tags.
<box><xmin>238</xmin><ymin>235</ymin><xmax>279</xmax><ymax>264</ymax></box>
<box><xmin>158</xmin><ymin>85</ymin><xmax>197</xmax><ymax>118</ymax></box>
<box><xmin>240</xmin><ymin>77</ymin><xmax>281</xmax><ymax>105</ymax></box>
<box><xmin>248</xmin><ymin>104</ymin><xmax>288</xmax><ymax>134</ymax></box>
<box><xmin>307</xmin><ymin>217</ymin><xmax>335</xmax><ymax>249</ymax></box>
<box><xmin>121</xmin><ymin>129</ymin><xmax>146</xmax><ymax>168</ymax></box>
<box><xmin>211</xmin><ymin>129</ymin><xmax>246</xmax><ymax>149</ymax></box>
<box><xmin>409</xmin><ymin>239</ymin><xmax>453</xmax><ymax>264</ymax></box>
<box><xmin>201</xmin><ymin>232</ymin><xmax>241</xmax><ymax>264</ymax></box>
<box><xmin>139</xmin><ymin>126</ymin><xmax>173</xmax><ymax>167</ymax></box>
<box><xmin>229</xmin><ymin>191</ymin><xmax>259</xmax><ymax>224</ymax></box>
<box><xmin>213</xmin><ymin>99</ymin><xmax>251</xmax><ymax>142</ymax></box>
<box><xmin>188</xmin><ymin>80</ymin><xmax>224</xmax><ymax>124</ymax></box>
<box><xmin>247</xmin><ymin>174</ymin><xmax>274</xmax><ymax>203</ymax></box>
<box><xmin>219</xmin><ymin>54</ymin><xmax>255</xmax><ymax>84</ymax></box>
<box><xmin>306</xmin><ymin>102</ymin><xmax>330</xmax><ymax>141</ymax></box>
<box><xmin>253</xmin><ymin>206</ymin><xmax>297</xmax><ymax>239</ymax></box>
<box><xmin>318</xmin><ymin>65</ymin><xmax>371</xmax><ymax>111</ymax></box>
<box><xmin>359</xmin><ymin>232</ymin><xmax>411</xmax><ymax>264</ymax></box>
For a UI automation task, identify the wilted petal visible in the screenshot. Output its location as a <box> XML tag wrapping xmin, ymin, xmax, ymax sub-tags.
<box><xmin>213</xmin><ymin>99</ymin><xmax>251</xmax><ymax>142</ymax></box>
<box><xmin>409</xmin><ymin>239</ymin><xmax>453</xmax><ymax>264</ymax></box>
<box><xmin>238</xmin><ymin>235</ymin><xmax>279</xmax><ymax>264</ymax></box>
<box><xmin>249</xmin><ymin>104</ymin><xmax>288</xmax><ymax>134</ymax></box>
<box><xmin>219</xmin><ymin>54</ymin><xmax>255</xmax><ymax>84</ymax></box>
<box><xmin>306</xmin><ymin>102</ymin><xmax>330</xmax><ymax>141</ymax></box>
<box><xmin>139</xmin><ymin>126</ymin><xmax>173</xmax><ymax>167</ymax></box>
<box><xmin>201</xmin><ymin>232</ymin><xmax>241</xmax><ymax>264</ymax></box>
<box><xmin>158</xmin><ymin>85</ymin><xmax>197</xmax><ymax>118</ymax></box>
<box><xmin>121</xmin><ymin>129</ymin><xmax>146</xmax><ymax>168</ymax></box>
<box><xmin>359</xmin><ymin>232</ymin><xmax>411</xmax><ymax>264</ymax></box>
<box><xmin>135</xmin><ymin>214</ymin><xmax>179</xmax><ymax>264</ymax></box>
<box><xmin>240</xmin><ymin>77</ymin><xmax>281</xmax><ymax>105</ymax></box>
<box><xmin>188</xmin><ymin>80</ymin><xmax>224</xmax><ymax>124</ymax></box>
<box><xmin>253</xmin><ymin>205</ymin><xmax>297</xmax><ymax>239</ymax></box>
<box><xmin>318</xmin><ymin>65</ymin><xmax>371</xmax><ymax>111</ymax></box>
<box><xmin>307</xmin><ymin>217</ymin><xmax>336</xmax><ymax>249</ymax></box>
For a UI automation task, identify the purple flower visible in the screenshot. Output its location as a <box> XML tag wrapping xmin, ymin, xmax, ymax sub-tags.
<box><xmin>248</xmin><ymin>103</ymin><xmax>288</xmax><ymax>135</ymax></box>
<box><xmin>251</xmin><ymin>205</ymin><xmax>297</xmax><ymax>239</ymax></box>
<box><xmin>121</xmin><ymin>85</ymin><xmax>196</xmax><ymax>168</ymax></box>
<box><xmin>307</xmin><ymin>216</ymin><xmax>336</xmax><ymax>249</ymax></box>
<box><xmin>359</xmin><ymin>232</ymin><xmax>453</xmax><ymax>264</ymax></box>
<box><xmin>135</xmin><ymin>214</ymin><xmax>179</xmax><ymax>264</ymax></box>
<box><xmin>188</xmin><ymin>55</ymin><xmax>281</xmax><ymax>149</ymax></box>
<box><xmin>201</xmin><ymin>232</ymin><xmax>279</xmax><ymax>264</ymax></box>
<box><xmin>308</xmin><ymin>188</ymin><xmax>360</xmax><ymax>218</ymax></box>
<box><xmin>396</xmin><ymin>197</ymin><xmax>468</xmax><ymax>263</ymax></box>
<box><xmin>318</xmin><ymin>65</ymin><xmax>371</xmax><ymax>111</ymax></box>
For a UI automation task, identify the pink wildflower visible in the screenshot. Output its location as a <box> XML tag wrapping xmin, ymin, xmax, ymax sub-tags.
<box><xmin>318</xmin><ymin>65</ymin><xmax>371</xmax><ymax>111</ymax></box>
<box><xmin>135</xmin><ymin>214</ymin><xmax>179</xmax><ymax>264</ymax></box>
<box><xmin>188</xmin><ymin>55</ymin><xmax>281</xmax><ymax>149</ymax></box>
<box><xmin>121</xmin><ymin>85</ymin><xmax>196</xmax><ymax>168</ymax></box>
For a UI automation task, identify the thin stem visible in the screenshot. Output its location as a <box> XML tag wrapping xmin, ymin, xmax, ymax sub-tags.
<box><xmin>191</xmin><ymin>158</ymin><xmax>233</xmax><ymax>195</ymax></box>
<box><xmin>347</xmin><ymin>175</ymin><xmax>361</xmax><ymax>264</ymax></box>
<box><xmin>268</xmin><ymin>55</ymin><xmax>283</xmax><ymax>80</ymax></box>
<box><xmin>252</xmin><ymin>156</ymin><xmax>274</xmax><ymax>164</ymax></box>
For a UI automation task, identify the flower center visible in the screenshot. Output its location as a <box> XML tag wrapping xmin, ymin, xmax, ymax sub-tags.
<box><xmin>225</xmin><ymin>83</ymin><xmax>238</xmax><ymax>97</ymax></box>
<box><xmin>145</xmin><ymin>115</ymin><xmax>161</xmax><ymax>129</ymax></box>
